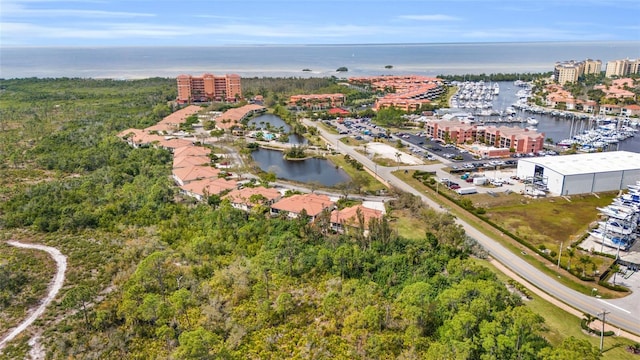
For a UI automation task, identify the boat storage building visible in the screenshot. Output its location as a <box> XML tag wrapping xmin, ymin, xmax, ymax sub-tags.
<box><xmin>516</xmin><ymin>151</ymin><xmax>640</xmax><ymax>196</ymax></box>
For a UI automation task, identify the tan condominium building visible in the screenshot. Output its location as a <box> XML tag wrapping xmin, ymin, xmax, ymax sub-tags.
<box><xmin>553</xmin><ymin>59</ymin><xmax>602</xmax><ymax>85</ymax></box>
<box><xmin>583</xmin><ymin>59</ymin><xmax>602</xmax><ymax>75</ymax></box>
<box><xmin>177</xmin><ymin>73</ymin><xmax>242</xmax><ymax>103</ymax></box>
<box><xmin>605</xmin><ymin>59</ymin><xmax>640</xmax><ymax>78</ymax></box>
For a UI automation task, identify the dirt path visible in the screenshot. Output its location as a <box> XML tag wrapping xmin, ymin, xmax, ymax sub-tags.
<box><xmin>0</xmin><ymin>241</ymin><xmax>67</xmax><ymax>353</ymax></box>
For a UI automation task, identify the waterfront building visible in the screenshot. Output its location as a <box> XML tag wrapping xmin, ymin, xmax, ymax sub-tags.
<box><xmin>584</xmin><ymin>59</ymin><xmax>602</xmax><ymax>75</ymax></box>
<box><xmin>553</xmin><ymin>61</ymin><xmax>584</xmax><ymax>85</ymax></box>
<box><xmin>348</xmin><ymin>75</ymin><xmax>445</xmax><ymax>112</ymax></box>
<box><xmin>177</xmin><ymin>73</ymin><xmax>242</xmax><ymax>103</ymax></box>
<box><xmin>605</xmin><ymin>59</ymin><xmax>640</xmax><ymax>78</ymax></box>
<box><xmin>516</xmin><ymin>151</ymin><xmax>640</xmax><ymax>196</ymax></box>
<box><xmin>216</xmin><ymin>104</ymin><xmax>266</xmax><ymax>131</ymax></box>
<box><xmin>423</xmin><ymin>120</ymin><xmax>545</xmax><ymax>156</ymax></box>
<box><xmin>288</xmin><ymin>94</ymin><xmax>345</xmax><ymax>110</ymax></box>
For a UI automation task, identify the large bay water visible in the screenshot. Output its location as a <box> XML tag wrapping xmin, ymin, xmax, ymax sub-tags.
<box><xmin>2</xmin><ymin>42</ymin><xmax>638</xmax><ymax>79</ymax></box>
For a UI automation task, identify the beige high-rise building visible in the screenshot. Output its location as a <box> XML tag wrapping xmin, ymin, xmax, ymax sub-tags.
<box><xmin>583</xmin><ymin>59</ymin><xmax>602</xmax><ymax>75</ymax></box>
<box><xmin>176</xmin><ymin>73</ymin><xmax>242</xmax><ymax>103</ymax></box>
<box><xmin>605</xmin><ymin>59</ymin><xmax>640</xmax><ymax>78</ymax></box>
<box><xmin>554</xmin><ymin>61</ymin><xmax>583</xmax><ymax>85</ymax></box>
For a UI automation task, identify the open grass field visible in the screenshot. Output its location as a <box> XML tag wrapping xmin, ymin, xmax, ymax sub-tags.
<box><xmin>480</xmin><ymin>191</ymin><xmax>618</xmax><ymax>273</ymax></box>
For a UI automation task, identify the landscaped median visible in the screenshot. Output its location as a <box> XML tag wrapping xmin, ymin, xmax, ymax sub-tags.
<box><xmin>394</xmin><ymin>169</ymin><xmax>630</xmax><ymax>299</ymax></box>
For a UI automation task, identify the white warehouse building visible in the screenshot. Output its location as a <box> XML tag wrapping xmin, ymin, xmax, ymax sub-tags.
<box><xmin>516</xmin><ymin>151</ymin><xmax>640</xmax><ymax>196</ymax></box>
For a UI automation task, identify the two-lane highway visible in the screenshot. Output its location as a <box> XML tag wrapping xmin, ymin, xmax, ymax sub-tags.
<box><xmin>304</xmin><ymin>118</ymin><xmax>640</xmax><ymax>337</ymax></box>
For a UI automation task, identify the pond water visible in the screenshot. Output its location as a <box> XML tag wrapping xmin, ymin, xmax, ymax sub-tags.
<box><xmin>251</xmin><ymin>148</ymin><xmax>351</xmax><ymax>187</ymax></box>
<box><xmin>248</xmin><ymin>114</ymin><xmax>307</xmax><ymax>145</ymax></box>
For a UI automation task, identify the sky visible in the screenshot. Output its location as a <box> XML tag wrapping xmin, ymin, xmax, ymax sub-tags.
<box><xmin>1</xmin><ymin>0</ymin><xmax>639</xmax><ymax>47</ymax></box>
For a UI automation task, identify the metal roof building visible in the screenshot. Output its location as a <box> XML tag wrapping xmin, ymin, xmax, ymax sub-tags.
<box><xmin>516</xmin><ymin>151</ymin><xmax>640</xmax><ymax>196</ymax></box>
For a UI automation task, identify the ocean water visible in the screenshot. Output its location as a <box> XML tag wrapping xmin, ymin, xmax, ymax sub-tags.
<box><xmin>1</xmin><ymin>41</ymin><xmax>639</xmax><ymax>79</ymax></box>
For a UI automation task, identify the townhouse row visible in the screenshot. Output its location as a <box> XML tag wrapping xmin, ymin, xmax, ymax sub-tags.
<box><xmin>117</xmin><ymin>105</ymin><xmax>383</xmax><ymax>233</ymax></box>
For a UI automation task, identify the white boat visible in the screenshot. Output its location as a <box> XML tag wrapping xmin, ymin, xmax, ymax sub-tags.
<box><xmin>589</xmin><ymin>231</ymin><xmax>633</xmax><ymax>250</ymax></box>
<box><xmin>526</xmin><ymin>117</ymin><xmax>539</xmax><ymax>125</ymax></box>
<box><xmin>493</xmin><ymin>83</ymin><xmax>500</xmax><ymax>95</ymax></box>
<box><xmin>598</xmin><ymin>221</ymin><xmax>636</xmax><ymax>235</ymax></box>
<box><xmin>597</xmin><ymin>205</ymin><xmax>637</xmax><ymax>219</ymax></box>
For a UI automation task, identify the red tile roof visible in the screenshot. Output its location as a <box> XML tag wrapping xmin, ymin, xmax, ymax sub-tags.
<box><xmin>330</xmin><ymin>205</ymin><xmax>383</xmax><ymax>227</ymax></box>
<box><xmin>172</xmin><ymin>165</ymin><xmax>220</xmax><ymax>184</ymax></box>
<box><xmin>270</xmin><ymin>193</ymin><xmax>334</xmax><ymax>217</ymax></box>
<box><xmin>180</xmin><ymin>178</ymin><xmax>237</xmax><ymax>197</ymax></box>
<box><xmin>173</xmin><ymin>146</ymin><xmax>211</xmax><ymax>158</ymax></box>
<box><xmin>173</xmin><ymin>155</ymin><xmax>210</xmax><ymax>169</ymax></box>
<box><xmin>224</xmin><ymin>186</ymin><xmax>281</xmax><ymax>206</ymax></box>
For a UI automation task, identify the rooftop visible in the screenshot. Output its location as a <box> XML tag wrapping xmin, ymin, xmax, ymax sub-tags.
<box><xmin>519</xmin><ymin>151</ymin><xmax>640</xmax><ymax>176</ymax></box>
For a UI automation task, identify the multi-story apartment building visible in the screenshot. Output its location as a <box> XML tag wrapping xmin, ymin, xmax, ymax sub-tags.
<box><xmin>176</xmin><ymin>73</ymin><xmax>242</xmax><ymax>103</ymax></box>
<box><xmin>423</xmin><ymin>120</ymin><xmax>545</xmax><ymax>156</ymax></box>
<box><xmin>553</xmin><ymin>59</ymin><xmax>603</xmax><ymax>85</ymax></box>
<box><xmin>583</xmin><ymin>59</ymin><xmax>602</xmax><ymax>75</ymax></box>
<box><xmin>348</xmin><ymin>75</ymin><xmax>445</xmax><ymax>112</ymax></box>
<box><xmin>288</xmin><ymin>94</ymin><xmax>345</xmax><ymax>109</ymax></box>
<box><xmin>554</xmin><ymin>61</ymin><xmax>584</xmax><ymax>85</ymax></box>
<box><xmin>605</xmin><ymin>59</ymin><xmax>640</xmax><ymax>78</ymax></box>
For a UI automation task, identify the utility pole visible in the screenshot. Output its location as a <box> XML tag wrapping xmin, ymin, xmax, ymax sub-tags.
<box><xmin>597</xmin><ymin>308</ymin><xmax>610</xmax><ymax>352</ymax></box>
<box><xmin>557</xmin><ymin>241</ymin><xmax>563</xmax><ymax>268</ymax></box>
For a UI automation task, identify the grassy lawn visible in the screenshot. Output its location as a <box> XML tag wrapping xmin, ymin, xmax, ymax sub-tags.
<box><xmin>393</xmin><ymin>170</ymin><xmax>626</xmax><ymax>299</ymax></box>
<box><xmin>477</xmin><ymin>258</ymin><xmax>639</xmax><ymax>360</ymax></box>
<box><xmin>391</xmin><ymin>209</ymin><xmax>429</xmax><ymax>240</ymax></box>
<box><xmin>481</xmin><ymin>192</ymin><xmax>617</xmax><ymax>275</ymax></box>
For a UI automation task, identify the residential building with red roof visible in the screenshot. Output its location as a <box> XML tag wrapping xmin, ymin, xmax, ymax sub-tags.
<box><xmin>594</xmin><ymin>78</ymin><xmax>636</xmax><ymax>99</ymax></box>
<box><xmin>173</xmin><ymin>155</ymin><xmax>210</xmax><ymax>169</ymax></box>
<box><xmin>348</xmin><ymin>76</ymin><xmax>445</xmax><ymax>112</ymax></box>
<box><xmin>270</xmin><ymin>193</ymin><xmax>334</xmax><ymax>220</ymax></box>
<box><xmin>173</xmin><ymin>146</ymin><xmax>211</xmax><ymax>158</ymax></box>
<box><xmin>217</xmin><ymin>104</ymin><xmax>266</xmax><ymax>130</ymax></box>
<box><xmin>424</xmin><ymin>120</ymin><xmax>545</xmax><ymax>156</ymax></box>
<box><xmin>621</xmin><ymin>104</ymin><xmax>640</xmax><ymax>117</ymax></box>
<box><xmin>116</xmin><ymin>128</ymin><xmax>165</xmax><ymax>148</ymax></box>
<box><xmin>177</xmin><ymin>74</ymin><xmax>242</xmax><ymax>103</ymax></box>
<box><xmin>179</xmin><ymin>178</ymin><xmax>238</xmax><ymax>201</ymax></box>
<box><xmin>330</xmin><ymin>205</ymin><xmax>383</xmax><ymax>234</ymax></box>
<box><xmin>289</xmin><ymin>94</ymin><xmax>345</xmax><ymax>109</ymax></box>
<box><xmin>172</xmin><ymin>165</ymin><xmax>221</xmax><ymax>186</ymax></box>
<box><xmin>224</xmin><ymin>186</ymin><xmax>282</xmax><ymax>211</ymax></box>
<box><xmin>157</xmin><ymin>138</ymin><xmax>194</xmax><ymax>152</ymax></box>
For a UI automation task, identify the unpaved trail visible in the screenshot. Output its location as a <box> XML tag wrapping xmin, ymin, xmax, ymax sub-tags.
<box><xmin>0</xmin><ymin>241</ymin><xmax>67</xmax><ymax>352</ymax></box>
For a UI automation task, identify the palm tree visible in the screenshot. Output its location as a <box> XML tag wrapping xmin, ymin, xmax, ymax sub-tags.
<box><xmin>611</xmin><ymin>263</ymin><xmax>621</xmax><ymax>286</ymax></box>
<box><xmin>579</xmin><ymin>255</ymin><xmax>591</xmax><ymax>277</ymax></box>
<box><xmin>395</xmin><ymin>152</ymin><xmax>401</xmax><ymax>170</ymax></box>
<box><xmin>566</xmin><ymin>248</ymin><xmax>575</xmax><ymax>271</ymax></box>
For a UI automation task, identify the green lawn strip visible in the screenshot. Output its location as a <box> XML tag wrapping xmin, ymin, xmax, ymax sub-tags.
<box><xmin>339</xmin><ymin>137</ymin><xmax>366</xmax><ymax>146</ymax></box>
<box><xmin>313</xmin><ymin>120</ymin><xmax>339</xmax><ymax>135</ymax></box>
<box><xmin>392</xmin><ymin>170</ymin><xmax>624</xmax><ymax>298</ymax></box>
<box><xmin>475</xmin><ymin>258</ymin><xmax>638</xmax><ymax>360</ymax></box>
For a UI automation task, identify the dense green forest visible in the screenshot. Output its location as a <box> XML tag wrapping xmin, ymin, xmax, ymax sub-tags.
<box><xmin>0</xmin><ymin>78</ymin><xmax>602</xmax><ymax>359</ymax></box>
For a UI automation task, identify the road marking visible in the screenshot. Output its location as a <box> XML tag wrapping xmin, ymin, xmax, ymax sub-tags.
<box><xmin>597</xmin><ymin>299</ymin><xmax>631</xmax><ymax>314</ymax></box>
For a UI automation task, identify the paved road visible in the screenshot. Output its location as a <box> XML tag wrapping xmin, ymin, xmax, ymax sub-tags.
<box><xmin>304</xmin><ymin>118</ymin><xmax>640</xmax><ymax>337</ymax></box>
